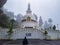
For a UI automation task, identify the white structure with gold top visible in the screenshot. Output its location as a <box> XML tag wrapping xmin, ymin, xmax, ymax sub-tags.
<box><xmin>11</xmin><ymin>4</ymin><xmax>43</xmax><ymax>39</ymax></box>
<box><xmin>21</xmin><ymin>3</ymin><xmax>38</xmax><ymax>29</ymax></box>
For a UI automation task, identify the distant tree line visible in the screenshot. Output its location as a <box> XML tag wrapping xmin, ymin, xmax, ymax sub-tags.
<box><xmin>0</xmin><ymin>9</ymin><xmax>15</xmax><ymax>28</ymax></box>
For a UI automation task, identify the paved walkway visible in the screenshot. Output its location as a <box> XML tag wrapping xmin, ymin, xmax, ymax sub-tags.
<box><xmin>2</xmin><ymin>39</ymin><xmax>60</xmax><ymax>45</ymax></box>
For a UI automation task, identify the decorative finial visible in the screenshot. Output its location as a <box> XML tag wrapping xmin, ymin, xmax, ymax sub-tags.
<box><xmin>28</xmin><ymin>3</ymin><xmax>30</xmax><ymax>10</ymax></box>
<box><xmin>26</xmin><ymin>3</ymin><xmax>32</xmax><ymax>14</ymax></box>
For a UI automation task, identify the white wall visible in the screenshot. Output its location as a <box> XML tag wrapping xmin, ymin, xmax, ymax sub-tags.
<box><xmin>0</xmin><ymin>28</ymin><xmax>60</xmax><ymax>40</ymax></box>
<box><xmin>0</xmin><ymin>28</ymin><xmax>8</xmax><ymax>39</ymax></box>
<box><xmin>45</xmin><ymin>30</ymin><xmax>60</xmax><ymax>40</ymax></box>
<box><xmin>22</xmin><ymin>21</ymin><xmax>37</xmax><ymax>28</ymax></box>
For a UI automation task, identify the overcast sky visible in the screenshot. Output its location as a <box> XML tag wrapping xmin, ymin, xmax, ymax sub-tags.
<box><xmin>4</xmin><ymin>0</ymin><xmax>60</xmax><ymax>29</ymax></box>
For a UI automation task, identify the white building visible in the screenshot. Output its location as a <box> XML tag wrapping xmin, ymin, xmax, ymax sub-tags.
<box><xmin>0</xmin><ymin>4</ymin><xmax>60</xmax><ymax>40</ymax></box>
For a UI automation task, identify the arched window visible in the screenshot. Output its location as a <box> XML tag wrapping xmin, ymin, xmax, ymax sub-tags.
<box><xmin>27</xmin><ymin>16</ymin><xmax>31</xmax><ymax>21</ymax></box>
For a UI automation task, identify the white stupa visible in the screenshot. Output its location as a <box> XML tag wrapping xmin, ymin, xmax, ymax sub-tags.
<box><xmin>21</xmin><ymin>3</ymin><xmax>38</xmax><ymax>28</ymax></box>
<box><xmin>10</xmin><ymin>3</ymin><xmax>42</xmax><ymax>39</ymax></box>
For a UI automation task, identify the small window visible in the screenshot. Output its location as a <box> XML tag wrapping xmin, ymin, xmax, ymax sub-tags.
<box><xmin>26</xmin><ymin>33</ymin><xmax>31</xmax><ymax>36</ymax></box>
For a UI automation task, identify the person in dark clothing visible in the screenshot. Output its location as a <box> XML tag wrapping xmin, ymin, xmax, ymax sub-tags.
<box><xmin>23</xmin><ymin>37</ymin><xmax>28</xmax><ymax>45</ymax></box>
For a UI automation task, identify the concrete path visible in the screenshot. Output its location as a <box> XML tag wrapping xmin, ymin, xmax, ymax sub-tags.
<box><xmin>2</xmin><ymin>39</ymin><xmax>60</xmax><ymax>45</ymax></box>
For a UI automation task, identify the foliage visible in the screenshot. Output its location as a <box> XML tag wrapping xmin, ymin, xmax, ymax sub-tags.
<box><xmin>0</xmin><ymin>10</ymin><xmax>10</xmax><ymax>28</ymax></box>
<box><xmin>44</xmin><ymin>30</ymin><xmax>48</xmax><ymax>35</ymax></box>
<box><xmin>0</xmin><ymin>0</ymin><xmax>7</xmax><ymax>8</ymax></box>
<box><xmin>0</xmin><ymin>9</ymin><xmax>3</xmax><ymax>14</ymax></box>
<box><xmin>53</xmin><ymin>25</ymin><xmax>56</xmax><ymax>30</ymax></box>
<box><xmin>44</xmin><ymin>30</ymin><xmax>48</xmax><ymax>40</ymax></box>
<box><xmin>7</xmin><ymin>19</ymin><xmax>15</xmax><ymax>39</ymax></box>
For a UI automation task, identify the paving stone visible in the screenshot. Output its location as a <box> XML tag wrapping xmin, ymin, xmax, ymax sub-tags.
<box><xmin>2</xmin><ymin>39</ymin><xmax>60</xmax><ymax>45</ymax></box>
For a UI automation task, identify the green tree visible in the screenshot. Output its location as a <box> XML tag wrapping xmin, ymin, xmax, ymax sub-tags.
<box><xmin>44</xmin><ymin>30</ymin><xmax>48</xmax><ymax>40</ymax></box>
<box><xmin>0</xmin><ymin>11</ymin><xmax>10</xmax><ymax>28</ymax></box>
<box><xmin>7</xmin><ymin>19</ymin><xmax>15</xmax><ymax>39</ymax></box>
<box><xmin>53</xmin><ymin>25</ymin><xmax>56</xmax><ymax>30</ymax></box>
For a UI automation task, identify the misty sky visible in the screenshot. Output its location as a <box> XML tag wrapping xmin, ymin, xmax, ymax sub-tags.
<box><xmin>4</xmin><ymin>0</ymin><xmax>60</xmax><ymax>29</ymax></box>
